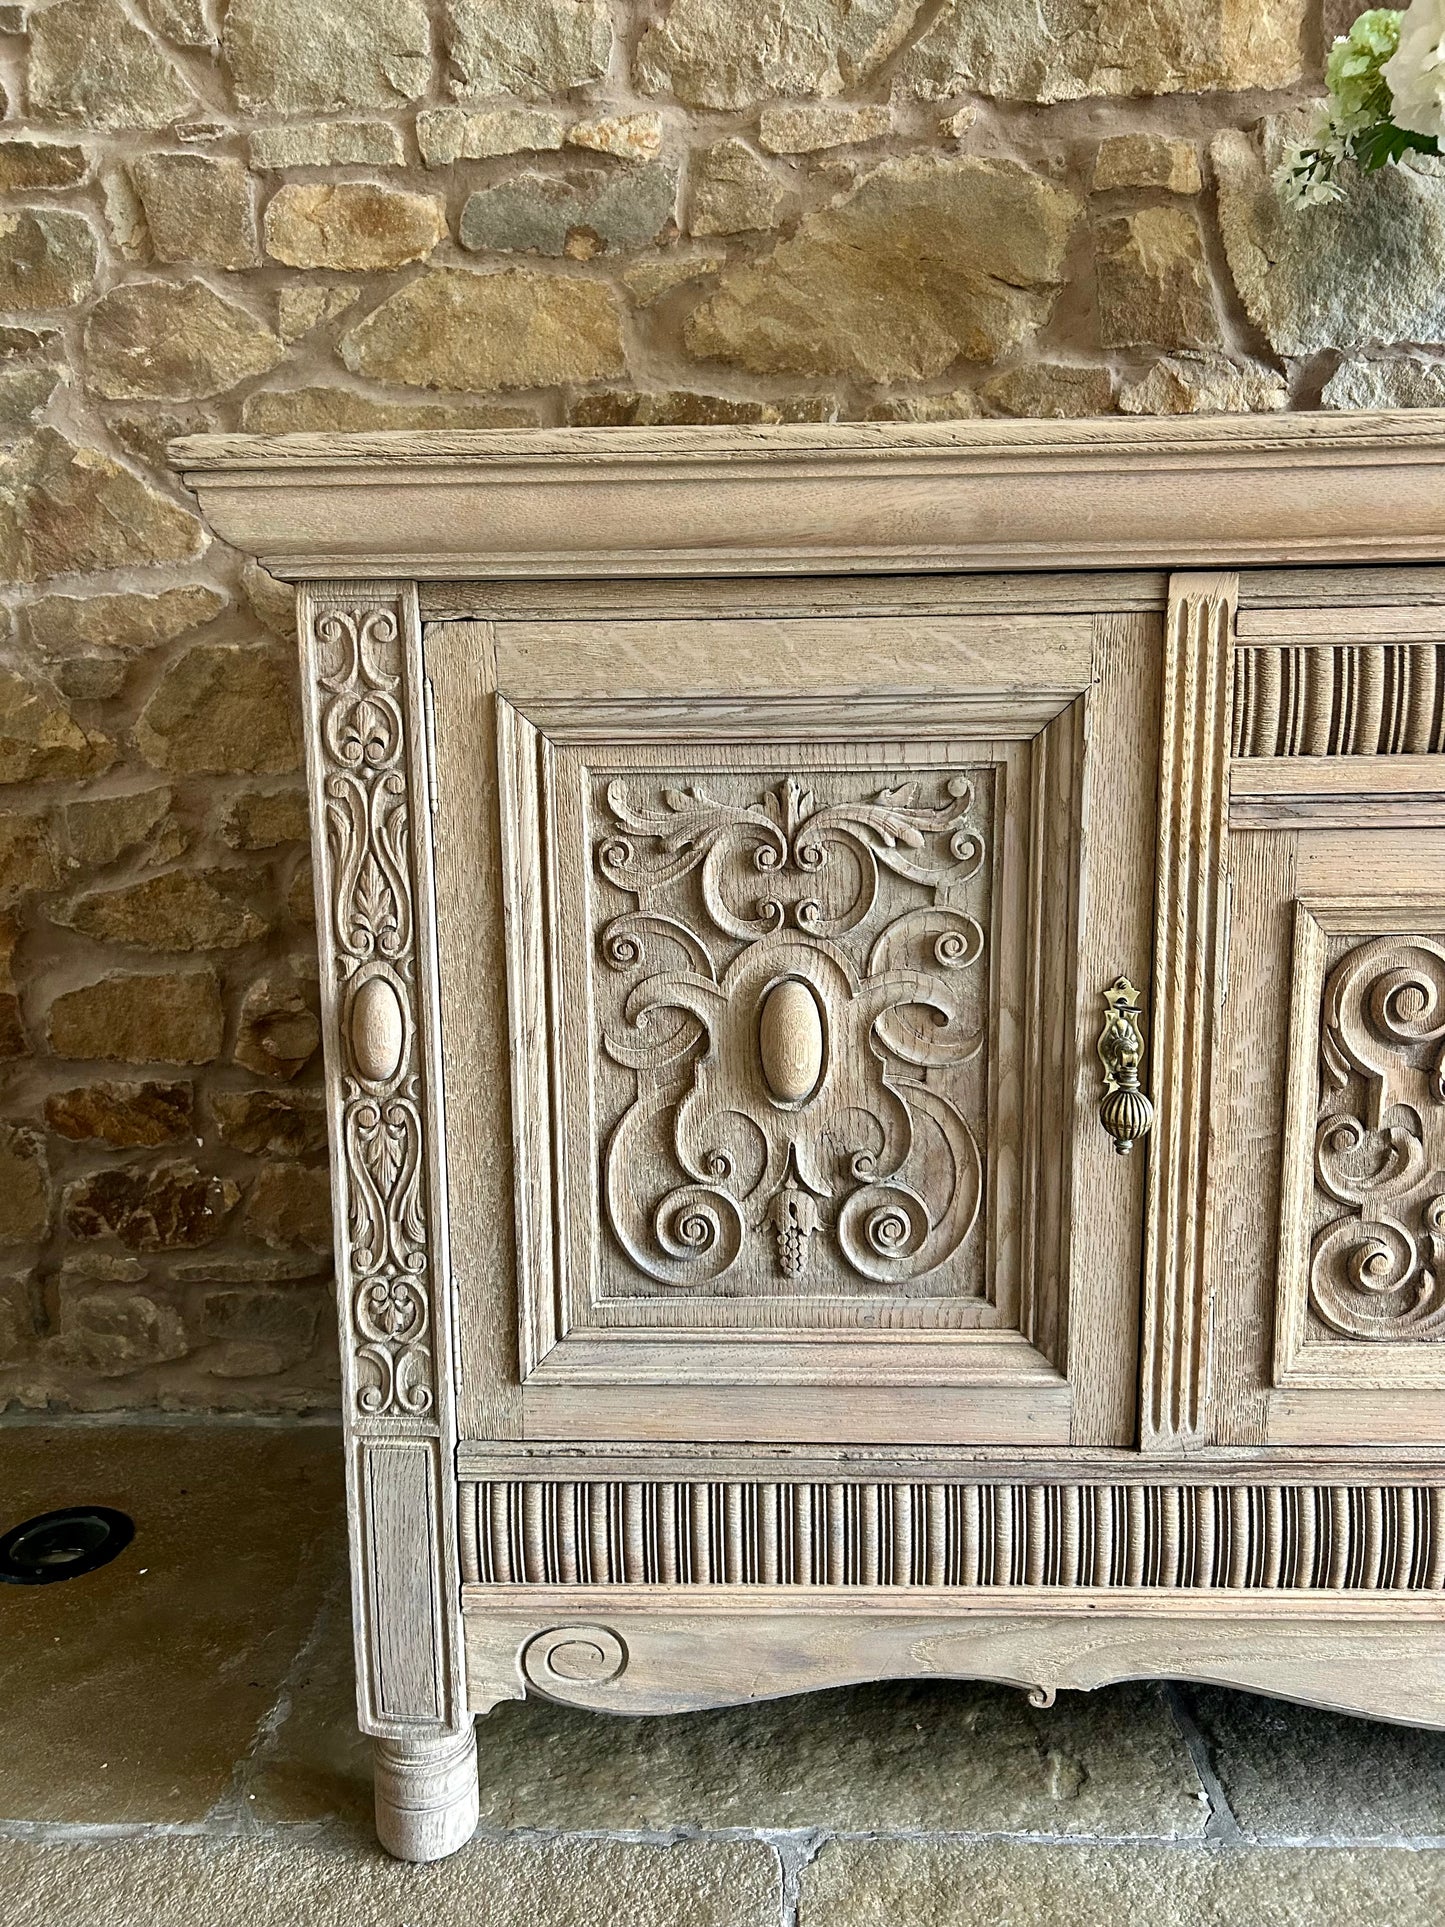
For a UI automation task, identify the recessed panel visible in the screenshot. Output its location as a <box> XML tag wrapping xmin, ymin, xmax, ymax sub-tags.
<box><xmin>554</xmin><ymin>751</ymin><xmax>1000</xmax><ymax>1322</ymax></box>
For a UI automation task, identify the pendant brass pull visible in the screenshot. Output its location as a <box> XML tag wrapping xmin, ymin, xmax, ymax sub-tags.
<box><xmin>1098</xmin><ymin>976</ymin><xmax>1154</xmax><ymax>1156</ymax></box>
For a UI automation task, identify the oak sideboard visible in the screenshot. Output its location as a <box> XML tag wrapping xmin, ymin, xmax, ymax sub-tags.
<box><xmin>179</xmin><ymin>415</ymin><xmax>1445</xmax><ymax>1861</ymax></box>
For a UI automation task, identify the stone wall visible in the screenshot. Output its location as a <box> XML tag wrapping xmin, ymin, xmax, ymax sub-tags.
<box><xmin>0</xmin><ymin>0</ymin><xmax>1436</xmax><ymax>1411</ymax></box>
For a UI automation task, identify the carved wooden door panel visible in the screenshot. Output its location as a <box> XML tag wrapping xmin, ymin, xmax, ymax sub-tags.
<box><xmin>439</xmin><ymin>603</ymin><xmax>1159</xmax><ymax>1446</ymax></box>
<box><xmin>1213</xmin><ymin>600</ymin><xmax>1445</xmax><ymax>1446</ymax></box>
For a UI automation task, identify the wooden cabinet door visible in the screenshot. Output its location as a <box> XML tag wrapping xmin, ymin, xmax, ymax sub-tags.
<box><xmin>433</xmin><ymin>599</ymin><xmax>1159</xmax><ymax>1446</ymax></box>
<box><xmin>1213</xmin><ymin>597</ymin><xmax>1445</xmax><ymax>1446</ymax></box>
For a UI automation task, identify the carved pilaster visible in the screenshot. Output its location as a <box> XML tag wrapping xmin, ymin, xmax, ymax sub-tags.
<box><xmin>298</xmin><ymin>582</ymin><xmax>468</xmax><ymax>1771</ymax></box>
<box><xmin>1140</xmin><ymin>574</ymin><xmax>1237</xmax><ymax>1450</ymax></box>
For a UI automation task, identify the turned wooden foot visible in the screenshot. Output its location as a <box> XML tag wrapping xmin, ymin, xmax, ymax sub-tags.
<box><xmin>373</xmin><ymin>1726</ymin><xmax>479</xmax><ymax>1863</ymax></box>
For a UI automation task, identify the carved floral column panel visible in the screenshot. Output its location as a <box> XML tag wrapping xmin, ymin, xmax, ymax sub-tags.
<box><xmin>298</xmin><ymin>581</ymin><xmax>466</xmax><ymax>1742</ymax></box>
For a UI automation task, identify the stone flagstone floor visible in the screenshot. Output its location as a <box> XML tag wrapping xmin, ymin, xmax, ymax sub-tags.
<box><xmin>1</xmin><ymin>1419</ymin><xmax>1444</xmax><ymax>1925</ymax></box>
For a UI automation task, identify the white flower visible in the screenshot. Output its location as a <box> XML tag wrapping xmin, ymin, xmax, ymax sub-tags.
<box><xmin>1274</xmin><ymin>147</ymin><xmax>1348</xmax><ymax>208</ymax></box>
<box><xmin>1383</xmin><ymin>0</ymin><xmax>1445</xmax><ymax>139</ymax></box>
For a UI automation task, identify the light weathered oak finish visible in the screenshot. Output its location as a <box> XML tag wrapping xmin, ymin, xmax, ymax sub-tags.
<box><xmin>179</xmin><ymin>414</ymin><xmax>1445</xmax><ymax>578</ymax></box>
<box><xmin>174</xmin><ymin>416</ymin><xmax>1445</xmax><ymax>1863</ymax></box>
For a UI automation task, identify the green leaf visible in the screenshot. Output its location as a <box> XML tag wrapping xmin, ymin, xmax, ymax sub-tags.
<box><xmin>1353</xmin><ymin>119</ymin><xmax>1442</xmax><ymax>172</ymax></box>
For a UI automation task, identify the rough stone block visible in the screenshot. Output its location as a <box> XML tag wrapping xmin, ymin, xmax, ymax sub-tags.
<box><xmin>864</xmin><ymin>390</ymin><xmax>981</xmax><ymax>420</ymax></box>
<box><xmin>1215</xmin><ymin>125</ymin><xmax>1445</xmax><ymax>354</ymax></box>
<box><xmin>263</xmin><ymin>182</ymin><xmax>445</xmax><ymax>270</ymax></box>
<box><xmin>45</xmin><ymin>1081</ymin><xmax>194</xmax><ymax>1147</ymax></box>
<box><xmin>0</xmin><ymin>360</ymin><xmax>64</xmax><ymax>432</ymax></box>
<box><xmin>239</xmin><ymin>559</ymin><xmax>296</xmax><ymax>636</ymax></box>
<box><xmin>460</xmin><ymin>163</ymin><xmax>677</xmax><ymax>257</ymax></box>
<box><xmin>200</xmin><ymin>1284</ymin><xmax>322</xmax><ymax>1376</ymax></box>
<box><xmin>243</xmin><ymin>1162</ymin><xmax>332</xmax><ymax>1252</ymax></box>
<box><xmin>340</xmin><ymin>267</ymin><xmax>626</xmax><ymax>391</ymax></box>
<box><xmin>901</xmin><ymin>0</ymin><xmax>1308</xmax><ymax>103</ymax></box>
<box><xmin>60</xmin><ymin>788</ymin><xmax>184</xmax><ymax>869</ymax></box>
<box><xmin>238</xmin><ymin>385</ymin><xmax>540</xmax><ymax>432</ymax></box>
<box><xmin>685</xmin><ymin>154</ymin><xmax>1079</xmax><ymax>380</ymax></box>
<box><xmin>52</xmin><ymin>1285</ymin><xmax>189</xmax><ymax>1374</ymax></box>
<box><xmin>46</xmin><ymin>970</ymin><xmax>225</xmax><ymax>1065</ymax></box>
<box><xmin>0</xmin><ymin>208</ymin><xmax>97</xmax><ymax>311</ymax></box>
<box><xmin>637</xmin><ymin>0</ymin><xmax>922</xmax><ymax>109</ymax></box>
<box><xmin>103</xmin><ymin>405</ymin><xmax>218</xmax><ymax>469</ymax></box>
<box><xmin>0</xmin><ymin>1123</ymin><xmax>49</xmax><ymax>1245</ymax></box>
<box><xmin>0</xmin><ymin>139</ymin><xmax>90</xmax><ymax>190</ymax></box>
<box><xmin>567</xmin><ymin>114</ymin><xmax>665</xmax><ymax>161</ymax></box>
<box><xmin>275</xmin><ymin>287</ymin><xmax>359</xmax><ymax>343</ymax></box>
<box><xmin>83</xmin><ymin>279</ymin><xmax>284</xmax><ymax>400</ymax></box>
<box><xmin>0</xmin><ymin>429</ymin><xmax>204</xmax><ymax>582</ymax></box>
<box><xmin>211</xmin><ymin>1088</ymin><xmax>326</xmax><ymax>1157</ymax></box>
<box><xmin>128</xmin><ymin>153</ymin><xmax>259</xmax><ymax>269</ymax></box>
<box><xmin>247</xmin><ymin>121</ymin><xmax>404</xmax><ymax>169</ymax></box>
<box><xmin>1324</xmin><ymin>357</ymin><xmax>1445</xmax><ymax>408</ymax></box>
<box><xmin>63</xmin><ymin>1162</ymin><xmax>237</xmax><ymax>1250</ymax></box>
<box><xmin>567</xmin><ymin>389</ymin><xmax>806</xmax><ymax>425</ymax></box>
<box><xmin>622</xmin><ymin>248</ymin><xmax>725</xmax><ymax>304</ymax></box>
<box><xmin>1118</xmin><ymin>352</ymin><xmax>1287</xmax><ymax>414</ymax></box>
<box><xmin>134</xmin><ymin>644</ymin><xmax>300</xmax><ymax>775</ymax></box>
<box><xmin>233</xmin><ymin>971</ymin><xmax>320</xmax><ymax>1080</ymax></box>
<box><xmin>1094</xmin><ymin>207</ymin><xmax>1222</xmax><ymax>350</ymax></box>
<box><xmin>1092</xmin><ymin>133</ymin><xmax>1202</xmax><ymax>194</ymax></box>
<box><xmin>223</xmin><ymin>0</ymin><xmax>430</xmax><ymax>114</ymax></box>
<box><xmin>981</xmin><ymin>362</ymin><xmax>1115</xmax><ymax>416</ymax></box>
<box><xmin>28</xmin><ymin>587</ymin><xmax>225</xmax><ymax>659</ymax></box>
<box><xmin>29</xmin><ymin>0</ymin><xmax>196</xmax><ymax>128</ymax></box>
<box><xmin>758</xmin><ymin>104</ymin><xmax>892</xmax><ymax>153</ymax></box>
<box><xmin>689</xmin><ymin>140</ymin><xmax>790</xmax><ymax>235</ymax></box>
<box><xmin>0</xmin><ymin>809</ymin><xmax>62</xmax><ymax>904</ymax></box>
<box><xmin>221</xmin><ymin>790</ymin><xmax>310</xmax><ymax>851</ymax></box>
<box><xmin>53</xmin><ymin>867</ymin><xmax>270</xmax><ymax>951</ymax></box>
<box><xmin>445</xmin><ymin>0</ymin><xmax>611</xmax><ymax>101</ymax></box>
<box><xmin>138</xmin><ymin>0</ymin><xmax>214</xmax><ymax>47</ymax></box>
<box><xmin>416</xmin><ymin>107</ymin><xmax>564</xmax><ymax>166</ymax></box>
<box><xmin>0</xmin><ymin>661</ymin><xmax>113</xmax><ymax>783</ymax></box>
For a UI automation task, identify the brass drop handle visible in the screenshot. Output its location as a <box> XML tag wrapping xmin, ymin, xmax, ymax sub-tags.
<box><xmin>1097</xmin><ymin>976</ymin><xmax>1155</xmax><ymax>1156</ymax></box>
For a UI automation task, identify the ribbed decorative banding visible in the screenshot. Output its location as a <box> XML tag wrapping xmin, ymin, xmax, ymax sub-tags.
<box><xmin>1232</xmin><ymin>644</ymin><xmax>1445</xmax><ymax>757</ymax></box>
<box><xmin>459</xmin><ymin>1481</ymin><xmax>1445</xmax><ymax>1591</ymax></box>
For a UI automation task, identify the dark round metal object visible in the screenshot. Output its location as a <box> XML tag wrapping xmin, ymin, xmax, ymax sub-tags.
<box><xmin>0</xmin><ymin>1506</ymin><xmax>135</xmax><ymax>1585</ymax></box>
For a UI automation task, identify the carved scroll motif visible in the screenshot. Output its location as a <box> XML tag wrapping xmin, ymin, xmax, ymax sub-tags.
<box><xmin>314</xmin><ymin>600</ymin><xmax>434</xmax><ymax>1415</ymax></box>
<box><xmin>594</xmin><ymin>771</ymin><xmax>989</xmax><ymax>1293</ymax></box>
<box><xmin>1311</xmin><ymin>935</ymin><xmax>1445</xmax><ymax>1341</ymax></box>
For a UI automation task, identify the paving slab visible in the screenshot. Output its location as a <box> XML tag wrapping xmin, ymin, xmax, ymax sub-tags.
<box><xmin>234</xmin><ymin>1579</ymin><xmax>372</xmax><ymax>1839</ymax></box>
<box><xmin>0</xmin><ymin>1422</ymin><xmax>344</xmax><ymax>1825</ymax></box>
<box><xmin>1186</xmin><ymin>1686</ymin><xmax>1445</xmax><ymax>1840</ymax></box>
<box><xmin>470</xmin><ymin>1678</ymin><xmax>1208</xmax><ymax>1837</ymax></box>
<box><xmin>0</xmin><ymin>1835</ymin><xmax>779</xmax><ymax>1927</ymax></box>
<box><xmin>798</xmin><ymin>1839</ymin><xmax>1445</xmax><ymax>1926</ymax></box>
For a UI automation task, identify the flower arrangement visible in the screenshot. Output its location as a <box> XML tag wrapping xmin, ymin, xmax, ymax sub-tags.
<box><xmin>1277</xmin><ymin>2</ymin><xmax>1445</xmax><ymax>207</ymax></box>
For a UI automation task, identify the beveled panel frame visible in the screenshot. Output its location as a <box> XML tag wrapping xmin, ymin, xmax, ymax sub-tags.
<box><xmin>484</xmin><ymin>608</ymin><xmax>1157</xmax><ymax>1446</ymax></box>
<box><xmin>498</xmin><ymin>700</ymin><xmax>1070</xmax><ymax>1405</ymax></box>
